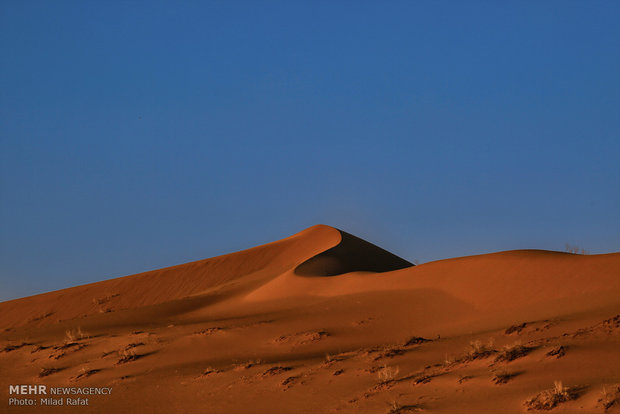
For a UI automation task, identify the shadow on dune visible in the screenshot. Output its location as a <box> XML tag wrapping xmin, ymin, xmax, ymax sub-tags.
<box><xmin>294</xmin><ymin>229</ymin><xmax>414</xmax><ymax>277</ymax></box>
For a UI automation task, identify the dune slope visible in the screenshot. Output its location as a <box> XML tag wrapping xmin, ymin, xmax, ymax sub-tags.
<box><xmin>1</xmin><ymin>225</ymin><xmax>619</xmax><ymax>414</ymax></box>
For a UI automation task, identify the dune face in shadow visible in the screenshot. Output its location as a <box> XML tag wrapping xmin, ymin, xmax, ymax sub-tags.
<box><xmin>294</xmin><ymin>230</ymin><xmax>414</xmax><ymax>277</ymax></box>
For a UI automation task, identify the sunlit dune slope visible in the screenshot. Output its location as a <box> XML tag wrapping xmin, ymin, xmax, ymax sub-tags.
<box><xmin>0</xmin><ymin>225</ymin><xmax>416</xmax><ymax>329</ymax></box>
<box><xmin>0</xmin><ymin>225</ymin><xmax>340</xmax><ymax>328</ymax></box>
<box><xmin>1</xmin><ymin>225</ymin><xmax>619</xmax><ymax>414</ymax></box>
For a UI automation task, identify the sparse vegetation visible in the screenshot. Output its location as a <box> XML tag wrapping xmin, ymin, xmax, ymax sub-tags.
<box><xmin>465</xmin><ymin>339</ymin><xmax>495</xmax><ymax>360</ymax></box>
<box><xmin>234</xmin><ymin>359</ymin><xmax>261</xmax><ymax>371</ymax></box>
<box><xmin>495</xmin><ymin>342</ymin><xmax>533</xmax><ymax>362</ymax></box>
<box><xmin>31</xmin><ymin>345</ymin><xmax>50</xmax><ymax>353</ymax></box>
<box><xmin>373</xmin><ymin>345</ymin><xmax>406</xmax><ymax>361</ymax></box>
<box><xmin>323</xmin><ymin>352</ymin><xmax>347</xmax><ymax>367</ymax></box>
<box><xmin>76</xmin><ymin>367</ymin><xmax>100</xmax><ymax>380</ymax></box>
<box><xmin>275</xmin><ymin>330</ymin><xmax>329</xmax><ymax>345</ymax></box>
<box><xmin>546</xmin><ymin>345</ymin><xmax>566</xmax><ymax>359</ymax></box>
<box><xmin>565</xmin><ymin>244</ymin><xmax>588</xmax><ymax>255</ymax></box>
<box><xmin>443</xmin><ymin>353</ymin><xmax>456</xmax><ymax>366</ymax></box>
<box><xmin>93</xmin><ymin>293</ymin><xmax>119</xmax><ymax>313</ymax></box>
<box><xmin>93</xmin><ymin>293</ymin><xmax>119</xmax><ymax>305</ymax></box>
<box><xmin>38</xmin><ymin>367</ymin><xmax>60</xmax><ymax>377</ymax></box>
<box><xmin>388</xmin><ymin>400</ymin><xmax>422</xmax><ymax>413</ymax></box>
<box><xmin>124</xmin><ymin>342</ymin><xmax>144</xmax><ymax>350</ymax></box>
<box><xmin>377</xmin><ymin>365</ymin><xmax>399</xmax><ymax>383</ymax></box>
<box><xmin>324</xmin><ymin>353</ymin><xmax>334</xmax><ymax>365</ymax></box>
<box><xmin>2</xmin><ymin>344</ymin><xmax>20</xmax><ymax>353</ymax></box>
<box><xmin>116</xmin><ymin>348</ymin><xmax>138</xmax><ymax>365</ymax></box>
<box><xmin>30</xmin><ymin>311</ymin><xmax>54</xmax><ymax>322</ymax></box>
<box><xmin>525</xmin><ymin>381</ymin><xmax>576</xmax><ymax>410</ymax></box>
<box><xmin>280</xmin><ymin>375</ymin><xmax>300</xmax><ymax>389</ymax></box>
<box><xmin>200</xmin><ymin>367</ymin><xmax>218</xmax><ymax>377</ymax></box>
<box><xmin>492</xmin><ymin>370</ymin><xmax>518</xmax><ymax>385</ymax></box>
<box><xmin>65</xmin><ymin>327</ymin><xmax>88</xmax><ymax>342</ymax></box>
<box><xmin>598</xmin><ymin>385</ymin><xmax>620</xmax><ymax>412</ymax></box>
<box><xmin>261</xmin><ymin>366</ymin><xmax>292</xmax><ymax>376</ymax></box>
<box><xmin>193</xmin><ymin>327</ymin><xmax>222</xmax><ymax>336</ymax></box>
<box><xmin>412</xmin><ymin>374</ymin><xmax>432</xmax><ymax>385</ymax></box>
<box><xmin>505</xmin><ymin>323</ymin><xmax>527</xmax><ymax>335</ymax></box>
<box><xmin>403</xmin><ymin>336</ymin><xmax>431</xmax><ymax>347</ymax></box>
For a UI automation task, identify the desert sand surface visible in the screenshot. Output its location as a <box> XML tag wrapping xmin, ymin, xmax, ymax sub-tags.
<box><xmin>1</xmin><ymin>224</ymin><xmax>619</xmax><ymax>413</ymax></box>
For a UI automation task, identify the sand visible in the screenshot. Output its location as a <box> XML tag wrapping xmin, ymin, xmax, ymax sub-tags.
<box><xmin>1</xmin><ymin>224</ymin><xmax>619</xmax><ymax>413</ymax></box>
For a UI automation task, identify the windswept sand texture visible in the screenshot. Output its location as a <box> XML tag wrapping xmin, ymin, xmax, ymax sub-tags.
<box><xmin>1</xmin><ymin>225</ymin><xmax>619</xmax><ymax>413</ymax></box>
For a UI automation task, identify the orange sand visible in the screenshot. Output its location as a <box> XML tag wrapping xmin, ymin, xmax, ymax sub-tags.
<box><xmin>1</xmin><ymin>225</ymin><xmax>619</xmax><ymax>413</ymax></box>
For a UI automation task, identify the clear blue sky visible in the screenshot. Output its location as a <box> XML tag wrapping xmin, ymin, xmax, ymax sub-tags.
<box><xmin>1</xmin><ymin>1</ymin><xmax>619</xmax><ymax>301</ymax></box>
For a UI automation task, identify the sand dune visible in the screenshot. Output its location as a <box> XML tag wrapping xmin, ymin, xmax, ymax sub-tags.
<box><xmin>1</xmin><ymin>225</ymin><xmax>619</xmax><ymax>413</ymax></box>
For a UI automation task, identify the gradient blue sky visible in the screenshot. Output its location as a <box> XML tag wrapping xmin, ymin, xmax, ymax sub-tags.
<box><xmin>1</xmin><ymin>1</ymin><xmax>619</xmax><ymax>301</ymax></box>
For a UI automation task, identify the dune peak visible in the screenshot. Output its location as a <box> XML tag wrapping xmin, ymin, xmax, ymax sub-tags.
<box><xmin>294</xmin><ymin>227</ymin><xmax>414</xmax><ymax>277</ymax></box>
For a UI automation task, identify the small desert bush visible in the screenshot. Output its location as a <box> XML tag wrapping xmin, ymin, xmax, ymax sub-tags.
<box><xmin>598</xmin><ymin>385</ymin><xmax>620</xmax><ymax>411</ymax></box>
<box><xmin>92</xmin><ymin>293</ymin><xmax>119</xmax><ymax>305</ymax></box>
<box><xmin>262</xmin><ymin>366</ymin><xmax>293</xmax><ymax>377</ymax></box>
<box><xmin>546</xmin><ymin>345</ymin><xmax>566</xmax><ymax>359</ymax></box>
<box><xmin>387</xmin><ymin>400</ymin><xmax>422</xmax><ymax>413</ymax></box>
<box><xmin>323</xmin><ymin>352</ymin><xmax>343</xmax><ymax>367</ymax></box>
<box><xmin>38</xmin><ymin>367</ymin><xmax>60</xmax><ymax>377</ymax></box>
<box><xmin>403</xmin><ymin>336</ymin><xmax>431</xmax><ymax>347</ymax></box>
<box><xmin>1</xmin><ymin>343</ymin><xmax>30</xmax><ymax>353</ymax></box>
<box><xmin>525</xmin><ymin>381</ymin><xmax>575</xmax><ymax>410</ymax></box>
<box><xmin>495</xmin><ymin>342</ymin><xmax>532</xmax><ymax>362</ymax></box>
<box><xmin>492</xmin><ymin>369</ymin><xmax>517</xmax><ymax>385</ymax></box>
<box><xmin>443</xmin><ymin>353</ymin><xmax>456</xmax><ymax>366</ymax></box>
<box><xmin>65</xmin><ymin>327</ymin><xmax>88</xmax><ymax>342</ymax></box>
<box><xmin>116</xmin><ymin>348</ymin><xmax>138</xmax><ymax>365</ymax></box>
<box><xmin>465</xmin><ymin>339</ymin><xmax>495</xmax><ymax>360</ymax></box>
<box><xmin>374</xmin><ymin>345</ymin><xmax>406</xmax><ymax>361</ymax></box>
<box><xmin>234</xmin><ymin>359</ymin><xmax>261</xmax><ymax>371</ymax></box>
<box><xmin>200</xmin><ymin>367</ymin><xmax>222</xmax><ymax>377</ymax></box>
<box><xmin>377</xmin><ymin>365</ymin><xmax>399</xmax><ymax>383</ymax></box>
<box><xmin>565</xmin><ymin>244</ymin><xmax>588</xmax><ymax>255</ymax></box>
<box><xmin>76</xmin><ymin>367</ymin><xmax>100</xmax><ymax>380</ymax></box>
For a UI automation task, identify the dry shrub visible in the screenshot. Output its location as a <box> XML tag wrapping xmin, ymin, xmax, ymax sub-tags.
<box><xmin>76</xmin><ymin>367</ymin><xmax>100</xmax><ymax>380</ymax></box>
<box><xmin>30</xmin><ymin>311</ymin><xmax>54</xmax><ymax>322</ymax></box>
<box><xmin>495</xmin><ymin>342</ymin><xmax>532</xmax><ymax>362</ymax></box>
<box><xmin>377</xmin><ymin>365</ymin><xmax>399</xmax><ymax>383</ymax></box>
<box><xmin>465</xmin><ymin>339</ymin><xmax>495</xmax><ymax>360</ymax></box>
<box><xmin>505</xmin><ymin>323</ymin><xmax>527</xmax><ymax>335</ymax></box>
<box><xmin>403</xmin><ymin>336</ymin><xmax>431</xmax><ymax>347</ymax></box>
<box><xmin>92</xmin><ymin>293</ymin><xmax>119</xmax><ymax>305</ymax></box>
<box><xmin>388</xmin><ymin>401</ymin><xmax>423</xmax><ymax>413</ymax></box>
<box><xmin>280</xmin><ymin>375</ymin><xmax>300</xmax><ymax>389</ymax></box>
<box><xmin>565</xmin><ymin>244</ymin><xmax>587</xmax><ymax>255</ymax></box>
<box><xmin>116</xmin><ymin>348</ymin><xmax>138</xmax><ymax>365</ymax></box>
<box><xmin>38</xmin><ymin>367</ymin><xmax>60</xmax><ymax>377</ymax></box>
<box><xmin>525</xmin><ymin>381</ymin><xmax>576</xmax><ymax>410</ymax></box>
<box><xmin>124</xmin><ymin>342</ymin><xmax>144</xmax><ymax>350</ymax></box>
<box><xmin>234</xmin><ymin>359</ymin><xmax>261</xmax><ymax>371</ymax></box>
<box><xmin>1</xmin><ymin>342</ymin><xmax>31</xmax><ymax>353</ymax></box>
<box><xmin>31</xmin><ymin>345</ymin><xmax>50</xmax><ymax>353</ymax></box>
<box><xmin>492</xmin><ymin>370</ymin><xmax>517</xmax><ymax>385</ymax></box>
<box><xmin>412</xmin><ymin>374</ymin><xmax>432</xmax><ymax>385</ymax></box>
<box><xmin>546</xmin><ymin>346</ymin><xmax>566</xmax><ymax>359</ymax></box>
<box><xmin>65</xmin><ymin>327</ymin><xmax>88</xmax><ymax>342</ymax></box>
<box><xmin>443</xmin><ymin>353</ymin><xmax>456</xmax><ymax>366</ymax></box>
<box><xmin>373</xmin><ymin>345</ymin><xmax>406</xmax><ymax>361</ymax></box>
<box><xmin>262</xmin><ymin>366</ymin><xmax>292</xmax><ymax>377</ymax></box>
<box><xmin>598</xmin><ymin>385</ymin><xmax>620</xmax><ymax>411</ymax></box>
